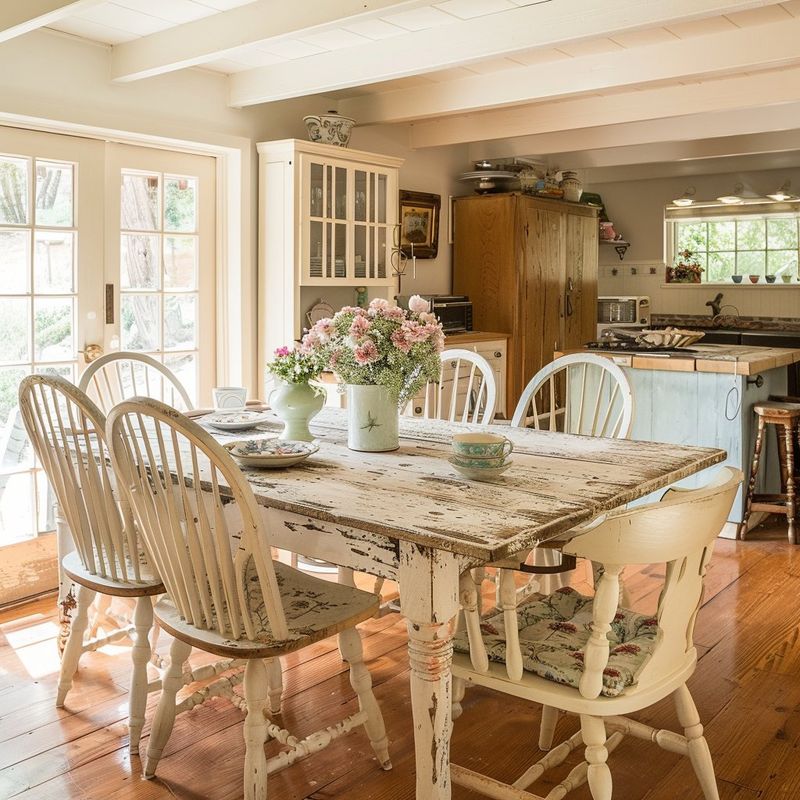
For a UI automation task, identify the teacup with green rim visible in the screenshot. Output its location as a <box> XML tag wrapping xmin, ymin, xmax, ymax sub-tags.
<box><xmin>451</xmin><ymin>432</ymin><xmax>513</xmax><ymax>467</ymax></box>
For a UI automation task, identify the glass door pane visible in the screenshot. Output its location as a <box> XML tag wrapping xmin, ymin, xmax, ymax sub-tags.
<box><xmin>0</xmin><ymin>127</ymin><xmax>104</xmax><ymax>577</ymax></box>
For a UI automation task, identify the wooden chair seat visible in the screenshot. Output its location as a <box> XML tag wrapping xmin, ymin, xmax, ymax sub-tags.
<box><xmin>453</xmin><ymin>586</ymin><xmax>657</xmax><ymax>699</ymax></box>
<box><xmin>155</xmin><ymin>558</ymin><xmax>381</xmax><ymax>659</ymax></box>
<box><xmin>62</xmin><ymin>550</ymin><xmax>163</xmax><ymax>597</ymax></box>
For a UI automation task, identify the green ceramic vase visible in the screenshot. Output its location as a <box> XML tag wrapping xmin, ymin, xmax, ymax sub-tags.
<box><xmin>269</xmin><ymin>381</ymin><xmax>325</xmax><ymax>442</ymax></box>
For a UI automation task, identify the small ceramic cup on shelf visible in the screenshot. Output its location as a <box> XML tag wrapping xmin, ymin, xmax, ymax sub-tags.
<box><xmin>731</xmin><ymin>275</ymin><xmax>743</xmax><ymax>284</ymax></box>
<box><xmin>748</xmin><ymin>274</ymin><xmax>760</xmax><ymax>284</ymax></box>
<box><xmin>765</xmin><ymin>274</ymin><xmax>777</xmax><ymax>284</ymax></box>
<box><xmin>781</xmin><ymin>273</ymin><xmax>794</xmax><ymax>283</ymax></box>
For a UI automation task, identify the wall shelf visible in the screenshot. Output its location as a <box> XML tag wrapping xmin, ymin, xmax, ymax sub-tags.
<box><xmin>600</xmin><ymin>238</ymin><xmax>630</xmax><ymax>260</ymax></box>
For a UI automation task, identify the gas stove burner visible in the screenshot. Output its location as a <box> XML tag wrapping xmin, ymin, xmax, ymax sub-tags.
<box><xmin>587</xmin><ymin>340</ymin><xmax>697</xmax><ymax>354</ymax></box>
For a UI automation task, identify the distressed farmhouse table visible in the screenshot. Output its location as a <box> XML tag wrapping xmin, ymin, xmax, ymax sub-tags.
<box><xmin>202</xmin><ymin>407</ymin><xmax>725</xmax><ymax>800</ymax></box>
<box><xmin>56</xmin><ymin>406</ymin><xmax>724</xmax><ymax>798</ymax></box>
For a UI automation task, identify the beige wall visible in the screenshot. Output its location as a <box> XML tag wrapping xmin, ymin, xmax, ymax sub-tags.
<box><xmin>591</xmin><ymin>166</ymin><xmax>800</xmax><ymax>317</ymax></box>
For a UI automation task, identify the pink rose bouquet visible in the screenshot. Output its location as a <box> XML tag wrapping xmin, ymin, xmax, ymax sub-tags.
<box><xmin>300</xmin><ymin>296</ymin><xmax>444</xmax><ymax>404</ymax></box>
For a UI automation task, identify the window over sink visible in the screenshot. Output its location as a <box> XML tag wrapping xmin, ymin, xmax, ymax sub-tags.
<box><xmin>666</xmin><ymin>207</ymin><xmax>800</xmax><ymax>283</ymax></box>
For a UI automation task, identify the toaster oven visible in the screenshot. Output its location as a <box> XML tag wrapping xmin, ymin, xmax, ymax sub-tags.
<box><xmin>396</xmin><ymin>294</ymin><xmax>473</xmax><ymax>333</ymax></box>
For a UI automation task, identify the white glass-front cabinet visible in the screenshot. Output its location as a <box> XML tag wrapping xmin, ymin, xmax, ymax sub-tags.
<box><xmin>257</xmin><ymin>139</ymin><xmax>403</xmax><ymax>367</ymax></box>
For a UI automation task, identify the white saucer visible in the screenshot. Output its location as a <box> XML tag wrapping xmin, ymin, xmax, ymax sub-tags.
<box><xmin>206</xmin><ymin>410</ymin><xmax>272</xmax><ymax>432</ymax></box>
<box><xmin>224</xmin><ymin>439</ymin><xmax>319</xmax><ymax>468</ymax></box>
<box><xmin>448</xmin><ymin>457</ymin><xmax>512</xmax><ymax>481</ymax></box>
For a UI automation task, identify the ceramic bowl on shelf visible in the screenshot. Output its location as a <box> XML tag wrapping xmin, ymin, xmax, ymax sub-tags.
<box><xmin>782</xmin><ymin>274</ymin><xmax>794</xmax><ymax>283</ymax></box>
<box><xmin>765</xmin><ymin>274</ymin><xmax>777</xmax><ymax>283</ymax></box>
<box><xmin>448</xmin><ymin>457</ymin><xmax>512</xmax><ymax>482</ymax></box>
<box><xmin>205</xmin><ymin>410</ymin><xmax>273</xmax><ymax>432</ymax></box>
<box><xmin>223</xmin><ymin>439</ymin><xmax>319</xmax><ymax>468</ymax></box>
<box><xmin>731</xmin><ymin>275</ymin><xmax>743</xmax><ymax>284</ymax></box>
<box><xmin>748</xmin><ymin>274</ymin><xmax>760</xmax><ymax>284</ymax></box>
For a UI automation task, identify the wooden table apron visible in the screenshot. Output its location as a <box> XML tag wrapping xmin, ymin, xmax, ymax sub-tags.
<box><xmin>199</xmin><ymin>409</ymin><xmax>725</xmax><ymax>800</ymax></box>
<box><xmin>60</xmin><ymin>408</ymin><xmax>723</xmax><ymax>799</ymax></box>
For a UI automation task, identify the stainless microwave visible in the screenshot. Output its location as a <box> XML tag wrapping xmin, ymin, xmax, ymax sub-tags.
<box><xmin>597</xmin><ymin>296</ymin><xmax>651</xmax><ymax>327</ymax></box>
<box><xmin>396</xmin><ymin>294</ymin><xmax>473</xmax><ymax>333</ymax></box>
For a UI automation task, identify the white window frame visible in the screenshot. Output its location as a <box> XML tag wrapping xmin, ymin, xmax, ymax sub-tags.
<box><xmin>665</xmin><ymin>202</ymin><xmax>800</xmax><ymax>284</ymax></box>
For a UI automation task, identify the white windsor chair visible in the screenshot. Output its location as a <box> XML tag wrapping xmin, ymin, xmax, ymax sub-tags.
<box><xmin>452</xmin><ymin>467</ymin><xmax>742</xmax><ymax>800</ymax></box>
<box><xmin>414</xmin><ymin>348</ymin><xmax>498</xmax><ymax>425</ymax></box>
<box><xmin>79</xmin><ymin>351</ymin><xmax>194</xmax><ymax>414</ymax></box>
<box><xmin>107</xmin><ymin>397</ymin><xmax>391</xmax><ymax>798</ymax></box>
<box><xmin>509</xmin><ymin>354</ymin><xmax>635</xmax><ymax>591</ymax></box>
<box><xmin>18</xmin><ymin>375</ymin><xmax>164</xmax><ymax>754</ymax></box>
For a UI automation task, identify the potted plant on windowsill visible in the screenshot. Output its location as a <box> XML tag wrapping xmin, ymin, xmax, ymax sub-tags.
<box><xmin>666</xmin><ymin>249</ymin><xmax>704</xmax><ymax>284</ymax></box>
<box><xmin>300</xmin><ymin>297</ymin><xmax>444</xmax><ymax>452</ymax></box>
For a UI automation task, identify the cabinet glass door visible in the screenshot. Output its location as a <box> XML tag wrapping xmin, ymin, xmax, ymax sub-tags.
<box><xmin>306</xmin><ymin>159</ymin><xmax>347</xmax><ymax>281</ymax></box>
<box><xmin>354</xmin><ymin>169</ymin><xmax>390</xmax><ymax>280</ymax></box>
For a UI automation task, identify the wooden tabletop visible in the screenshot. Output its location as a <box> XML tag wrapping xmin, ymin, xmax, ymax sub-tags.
<box><xmin>201</xmin><ymin>408</ymin><xmax>725</xmax><ymax>563</ymax></box>
<box><xmin>557</xmin><ymin>344</ymin><xmax>800</xmax><ymax>376</ymax></box>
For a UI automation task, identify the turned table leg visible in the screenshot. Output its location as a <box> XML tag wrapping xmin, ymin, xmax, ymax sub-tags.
<box><xmin>399</xmin><ymin>542</ymin><xmax>461</xmax><ymax>800</ymax></box>
<box><xmin>785</xmin><ymin>421</ymin><xmax>797</xmax><ymax>545</ymax></box>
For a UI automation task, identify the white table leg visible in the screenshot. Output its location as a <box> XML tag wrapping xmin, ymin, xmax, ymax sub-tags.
<box><xmin>55</xmin><ymin>502</ymin><xmax>77</xmax><ymax>656</ymax></box>
<box><xmin>399</xmin><ymin>543</ymin><xmax>461</xmax><ymax>800</ymax></box>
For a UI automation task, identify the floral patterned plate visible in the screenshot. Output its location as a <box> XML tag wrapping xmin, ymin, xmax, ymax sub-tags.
<box><xmin>206</xmin><ymin>410</ymin><xmax>272</xmax><ymax>432</ymax></box>
<box><xmin>223</xmin><ymin>439</ymin><xmax>319</xmax><ymax>468</ymax></box>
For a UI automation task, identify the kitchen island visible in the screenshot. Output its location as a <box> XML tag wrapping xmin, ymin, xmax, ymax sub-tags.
<box><xmin>555</xmin><ymin>343</ymin><xmax>800</xmax><ymax>532</ymax></box>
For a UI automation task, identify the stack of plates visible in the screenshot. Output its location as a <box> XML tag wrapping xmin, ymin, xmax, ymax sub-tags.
<box><xmin>205</xmin><ymin>411</ymin><xmax>272</xmax><ymax>432</ymax></box>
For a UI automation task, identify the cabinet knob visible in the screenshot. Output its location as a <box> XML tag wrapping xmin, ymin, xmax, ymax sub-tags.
<box><xmin>414</xmin><ymin>406</ymin><xmax>422</xmax><ymax>414</ymax></box>
<box><xmin>494</xmin><ymin>351</ymin><xmax>502</xmax><ymax>358</ymax></box>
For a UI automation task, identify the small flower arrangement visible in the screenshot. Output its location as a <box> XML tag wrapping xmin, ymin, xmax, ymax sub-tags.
<box><xmin>300</xmin><ymin>296</ymin><xmax>444</xmax><ymax>404</ymax></box>
<box><xmin>667</xmin><ymin>249</ymin><xmax>704</xmax><ymax>283</ymax></box>
<box><xmin>266</xmin><ymin>345</ymin><xmax>326</xmax><ymax>384</ymax></box>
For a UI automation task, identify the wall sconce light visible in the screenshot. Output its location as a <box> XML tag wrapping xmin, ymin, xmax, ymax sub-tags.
<box><xmin>672</xmin><ymin>186</ymin><xmax>696</xmax><ymax>206</ymax></box>
<box><xmin>767</xmin><ymin>180</ymin><xmax>796</xmax><ymax>202</ymax></box>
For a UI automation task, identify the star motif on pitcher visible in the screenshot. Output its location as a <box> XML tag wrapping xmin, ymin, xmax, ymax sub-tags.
<box><xmin>361</xmin><ymin>411</ymin><xmax>381</xmax><ymax>433</ymax></box>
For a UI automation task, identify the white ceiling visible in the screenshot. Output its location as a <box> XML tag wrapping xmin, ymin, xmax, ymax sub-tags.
<box><xmin>2</xmin><ymin>0</ymin><xmax>798</xmax><ymax>159</ymax></box>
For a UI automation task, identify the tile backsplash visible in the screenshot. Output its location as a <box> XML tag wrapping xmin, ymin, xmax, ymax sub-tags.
<box><xmin>598</xmin><ymin>261</ymin><xmax>800</xmax><ymax>318</ymax></box>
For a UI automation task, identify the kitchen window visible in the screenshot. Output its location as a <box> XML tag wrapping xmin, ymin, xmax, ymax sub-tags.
<box><xmin>666</xmin><ymin>208</ymin><xmax>800</xmax><ymax>283</ymax></box>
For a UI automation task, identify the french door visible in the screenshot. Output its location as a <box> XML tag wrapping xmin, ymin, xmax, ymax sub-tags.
<box><xmin>0</xmin><ymin>128</ymin><xmax>216</xmax><ymax>605</ymax></box>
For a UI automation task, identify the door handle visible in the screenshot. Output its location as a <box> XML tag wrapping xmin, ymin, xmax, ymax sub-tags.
<box><xmin>79</xmin><ymin>343</ymin><xmax>104</xmax><ymax>363</ymax></box>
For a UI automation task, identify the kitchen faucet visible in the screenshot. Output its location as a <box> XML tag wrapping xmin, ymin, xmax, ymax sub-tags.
<box><xmin>705</xmin><ymin>292</ymin><xmax>724</xmax><ymax>317</ymax></box>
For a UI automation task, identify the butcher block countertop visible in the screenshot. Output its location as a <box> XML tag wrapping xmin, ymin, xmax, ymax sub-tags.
<box><xmin>556</xmin><ymin>343</ymin><xmax>800</xmax><ymax>376</ymax></box>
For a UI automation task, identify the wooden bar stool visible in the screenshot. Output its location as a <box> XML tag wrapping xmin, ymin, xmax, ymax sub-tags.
<box><xmin>739</xmin><ymin>401</ymin><xmax>800</xmax><ymax>544</ymax></box>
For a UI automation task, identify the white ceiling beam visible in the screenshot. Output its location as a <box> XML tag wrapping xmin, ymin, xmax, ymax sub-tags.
<box><xmin>469</xmin><ymin>105</ymin><xmax>800</xmax><ymax>163</ymax></box>
<box><xmin>111</xmin><ymin>0</ymin><xmax>435</xmax><ymax>83</ymax></box>
<box><xmin>408</xmin><ymin>67</ymin><xmax>800</xmax><ymax>149</ymax></box>
<box><xmin>0</xmin><ymin>0</ymin><xmax>103</xmax><ymax>43</ymax></box>
<box><xmin>228</xmin><ymin>0</ymin><xmax>780</xmax><ymax>107</ymax></box>
<box><xmin>340</xmin><ymin>17</ymin><xmax>800</xmax><ymax>125</ymax></box>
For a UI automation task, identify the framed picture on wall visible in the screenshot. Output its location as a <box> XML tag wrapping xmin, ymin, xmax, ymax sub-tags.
<box><xmin>399</xmin><ymin>190</ymin><xmax>440</xmax><ymax>259</ymax></box>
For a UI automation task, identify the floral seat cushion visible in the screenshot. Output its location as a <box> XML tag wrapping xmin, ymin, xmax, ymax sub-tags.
<box><xmin>453</xmin><ymin>586</ymin><xmax>658</xmax><ymax>697</ymax></box>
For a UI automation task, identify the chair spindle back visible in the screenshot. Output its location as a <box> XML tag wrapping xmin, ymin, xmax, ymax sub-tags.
<box><xmin>417</xmin><ymin>349</ymin><xmax>497</xmax><ymax>425</ymax></box>
<box><xmin>511</xmin><ymin>353</ymin><xmax>633</xmax><ymax>438</ymax></box>
<box><xmin>107</xmin><ymin>397</ymin><xmax>288</xmax><ymax>643</ymax></box>
<box><xmin>80</xmin><ymin>352</ymin><xmax>193</xmax><ymax>415</ymax></box>
<box><xmin>18</xmin><ymin>375</ymin><xmax>140</xmax><ymax>582</ymax></box>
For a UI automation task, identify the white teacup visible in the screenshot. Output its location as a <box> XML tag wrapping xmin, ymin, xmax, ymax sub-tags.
<box><xmin>213</xmin><ymin>386</ymin><xmax>247</xmax><ymax>410</ymax></box>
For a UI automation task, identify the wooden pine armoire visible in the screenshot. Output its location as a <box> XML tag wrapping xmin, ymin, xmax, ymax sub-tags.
<box><xmin>453</xmin><ymin>193</ymin><xmax>599</xmax><ymax>417</ymax></box>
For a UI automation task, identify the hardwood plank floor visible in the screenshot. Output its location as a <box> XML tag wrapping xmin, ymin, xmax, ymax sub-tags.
<box><xmin>1</xmin><ymin>520</ymin><xmax>798</xmax><ymax>800</ymax></box>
